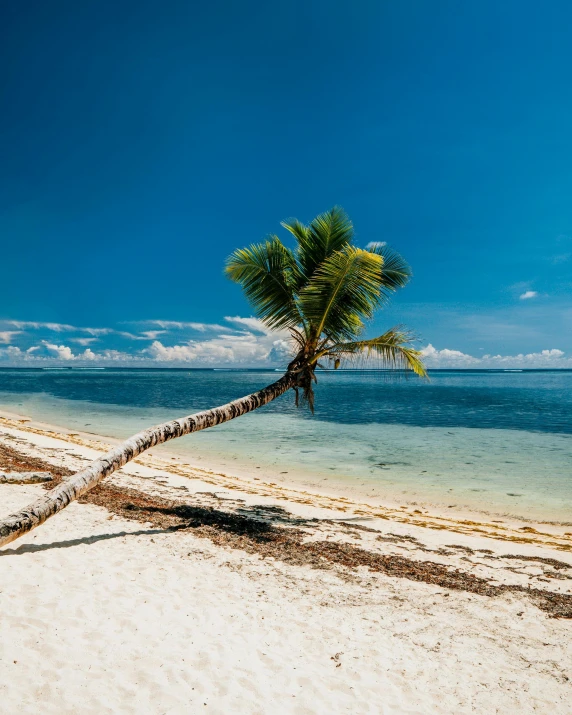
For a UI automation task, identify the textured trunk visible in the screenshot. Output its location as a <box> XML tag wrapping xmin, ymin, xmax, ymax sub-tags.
<box><xmin>0</xmin><ymin>473</ymin><xmax>53</xmax><ymax>484</ymax></box>
<box><xmin>0</xmin><ymin>372</ymin><xmax>295</xmax><ymax>548</ymax></box>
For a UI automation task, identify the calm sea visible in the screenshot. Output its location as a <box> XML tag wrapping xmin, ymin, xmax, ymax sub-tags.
<box><xmin>0</xmin><ymin>368</ymin><xmax>570</xmax><ymax>522</ymax></box>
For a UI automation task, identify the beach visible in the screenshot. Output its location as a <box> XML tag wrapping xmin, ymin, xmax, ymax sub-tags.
<box><xmin>5</xmin><ymin>1</ymin><xmax>572</xmax><ymax>711</ymax></box>
<box><xmin>1</xmin><ymin>414</ymin><xmax>571</xmax><ymax>713</ymax></box>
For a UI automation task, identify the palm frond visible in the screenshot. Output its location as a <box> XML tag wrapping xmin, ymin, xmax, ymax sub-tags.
<box><xmin>300</xmin><ymin>246</ymin><xmax>384</xmax><ymax>341</ymax></box>
<box><xmin>365</xmin><ymin>242</ymin><xmax>412</xmax><ymax>302</ymax></box>
<box><xmin>280</xmin><ymin>218</ymin><xmax>310</xmax><ymax>246</ymax></box>
<box><xmin>327</xmin><ymin>327</ymin><xmax>427</xmax><ymax>377</ymax></box>
<box><xmin>284</xmin><ymin>206</ymin><xmax>354</xmax><ymax>280</ymax></box>
<box><xmin>225</xmin><ymin>237</ymin><xmax>303</xmax><ymax>330</ymax></box>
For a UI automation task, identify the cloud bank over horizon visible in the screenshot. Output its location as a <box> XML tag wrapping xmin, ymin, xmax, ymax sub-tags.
<box><xmin>419</xmin><ymin>344</ymin><xmax>572</xmax><ymax>368</ymax></box>
<box><xmin>0</xmin><ymin>317</ymin><xmax>293</xmax><ymax>367</ymax></box>
<box><xmin>0</xmin><ymin>317</ymin><xmax>570</xmax><ymax>369</ymax></box>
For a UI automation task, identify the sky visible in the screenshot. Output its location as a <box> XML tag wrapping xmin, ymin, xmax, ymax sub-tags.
<box><xmin>1</xmin><ymin>0</ymin><xmax>571</xmax><ymax>368</ymax></box>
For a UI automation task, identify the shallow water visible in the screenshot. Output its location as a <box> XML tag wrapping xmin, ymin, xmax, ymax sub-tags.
<box><xmin>0</xmin><ymin>368</ymin><xmax>570</xmax><ymax>522</ymax></box>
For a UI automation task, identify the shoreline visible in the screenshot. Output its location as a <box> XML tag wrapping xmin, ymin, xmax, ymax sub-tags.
<box><xmin>0</xmin><ymin>408</ymin><xmax>571</xmax><ymax>550</ymax></box>
<box><xmin>0</xmin><ymin>394</ymin><xmax>569</xmax><ymax>524</ymax></box>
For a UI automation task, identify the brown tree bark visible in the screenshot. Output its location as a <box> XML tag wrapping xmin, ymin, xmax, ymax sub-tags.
<box><xmin>0</xmin><ymin>372</ymin><xmax>295</xmax><ymax>548</ymax></box>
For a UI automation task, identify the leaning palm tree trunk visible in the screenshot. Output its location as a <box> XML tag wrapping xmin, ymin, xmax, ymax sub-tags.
<box><xmin>0</xmin><ymin>372</ymin><xmax>295</xmax><ymax>548</ymax></box>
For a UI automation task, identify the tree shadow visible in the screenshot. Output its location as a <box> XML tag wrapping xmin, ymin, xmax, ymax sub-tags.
<box><xmin>0</xmin><ymin>503</ymin><xmax>310</xmax><ymax>557</ymax></box>
<box><xmin>127</xmin><ymin>501</ymin><xmax>307</xmax><ymax>543</ymax></box>
<box><xmin>0</xmin><ymin>527</ymin><xmax>168</xmax><ymax>556</ymax></box>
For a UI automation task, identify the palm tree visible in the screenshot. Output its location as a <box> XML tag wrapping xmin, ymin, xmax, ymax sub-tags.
<box><xmin>0</xmin><ymin>207</ymin><xmax>425</xmax><ymax>547</ymax></box>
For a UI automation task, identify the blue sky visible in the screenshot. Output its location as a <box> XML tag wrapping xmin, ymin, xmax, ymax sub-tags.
<box><xmin>1</xmin><ymin>0</ymin><xmax>571</xmax><ymax>367</ymax></box>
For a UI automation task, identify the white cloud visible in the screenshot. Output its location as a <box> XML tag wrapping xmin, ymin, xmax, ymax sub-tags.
<box><xmin>115</xmin><ymin>330</ymin><xmax>169</xmax><ymax>341</ymax></box>
<box><xmin>42</xmin><ymin>342</ymin><xmax>75</xmax><ymax>360</ymax></box>
<box><xmin>97</xmin><ymin>349</ymin><xmax>138</xmax><ymax>361</ymax></box>
<box><xmin>115</xmin><ymin>331</ymin><xmax>143</xmax><ymax>340</ymax></box>
<box><xmin>147</xmin><ymin>340</ymin><xmax>243</xmax><ymax>363</ymax></box>
<box><xmin>8</xmin><ymin>321</ymin><xmax>114</xmax><ymax>336</ymax></box>
<box><xmin>0</xmin><ymin>341</ymin><xmax>127</xmax><ymax>363</ymax></box>
<box><xmin>134</xmin><ymin>320</ymin><xmax>227</xmax><ymax>332</ymax></box>
<box><xmin>10</xmin><ymin>321</ymin><xmax>77</xmax><ymax>332</ymax></box>
<box><xmin>420</xmin><ymin>344</ymin><xmax>479</xmax><ymax>365</ymax></box>
<box><xmin>181</xmin><ymin>322</ymin><xmax>227</xmax><ymax>332</ymax></box>
<box><xmin>110</xmin><ymin>329</ymin><xmax>184</xmax><ymax>341</ymax></box>
<box><xmin>519</xmin><ymin>291</ymin><xmax>538</xmax><ymax>300</ymax></box>
<box><xmin>146</xmin><ymin>327</ymin><xmax>294</xmax><ymax>365</ymax></box>
<box><xmin>224</xmin><ymin>316</ymin><xmax>270</xmax><ymax>334</ymax></box>
<box><xmin>481</xmin><ymin>349</ymin><xmax>566</xmax><ymax>366</ymax></box>
<box><xmin>145</xmin><ymin>318</ymin><xmax>293</xmax><ymax>365</ymax></box>
<box><xmin>268</xmin><ymin>339</ymin><xmax>293</xmax><ymax>362</ymax></box>
<box><xmin>0</xmin><ymin>343</ymin><xmax>136</xmax><ymax>364</ymax></box>
<box><xmin>83</xmin><ymin>327</ymin><xmax>113</xmax><ymax>336</ymax></box>
<box><xmin>71</xmin><ymin>337</ymin><xmax>98</xmax><ymax>346</ymax></box>
<box><xmin>420</xmin><ymin>344</ymin><xmax>572</xmax><ymax>368</ymax></box>
<box><xmin>366</xmin><ymin>241</ymin><xmax>386</xmax><ymax>250</ymax></box>
<box><xmin>0</xmin><ymin>315</ymin><xmax>295</xmax><ymax>366</ymax></box>
<box><xmin>0</xmin><ymin>331</ymin><xmax>22</xmax><ymax>344</ymax></box>
<box><xmin>139</xmin><ymin>330</ymin><xmax>166</xmax><ymax>340</ymax></box>
<box><xmin>5</xmin><ymin>346</ymin><xmax>25</xmax><ymax>358</ymax></box>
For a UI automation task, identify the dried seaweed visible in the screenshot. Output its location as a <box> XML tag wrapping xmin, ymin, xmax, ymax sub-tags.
<box><xmin>1</xmin><ymin>440</ymin><xmax>571</xmax><ymax>618</ymax></box>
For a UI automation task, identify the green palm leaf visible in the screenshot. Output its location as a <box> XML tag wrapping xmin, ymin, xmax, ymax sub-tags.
<box><xmin>300</xmin><ymin>246</ymin><xmax>384</xmax><ymax>341</ymax></box>
<box><xmin>225</xmin><ymin>237</ymin><xmax>303</xmax><ymax>330</ymax></box>
<box><xmin>282</xmin><ymin>206</ymin><xmax>354</xmax><ymax>280</ymax></box>
<box><xmin>327</xmin><ymin>327</ymin><xmax>427</xmax><ymax>376</ymax></box>
<box><xmin>366</xmin><ymin>242</ymin><xmax>412</xmax><ymax>299</ymax></box>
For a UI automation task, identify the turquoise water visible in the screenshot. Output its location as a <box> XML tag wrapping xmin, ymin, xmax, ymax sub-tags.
<box><xmin>0</xmin><ymin>368</ymin><xmax>570</xmax><ymax>522</ymax></box>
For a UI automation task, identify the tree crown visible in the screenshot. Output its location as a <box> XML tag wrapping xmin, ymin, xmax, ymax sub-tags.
<box><xmin>226</xmin><ymin>206</ymin><xmax>426</xmax><ymax>408</ymax></box>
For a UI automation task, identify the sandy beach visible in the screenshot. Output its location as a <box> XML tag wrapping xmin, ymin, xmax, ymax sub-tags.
<box><xmin>1</xmin><ymin>413</ymin><xmax>571</xmax><ymax>714</ymax></box>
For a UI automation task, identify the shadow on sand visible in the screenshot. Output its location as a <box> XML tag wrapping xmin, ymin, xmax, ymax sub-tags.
<box><xmin>0</xmin><ymin>527</ymin><xmax>168</xmax><ymax>556</ymax></box>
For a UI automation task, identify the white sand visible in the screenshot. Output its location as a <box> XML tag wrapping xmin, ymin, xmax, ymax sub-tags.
<box><xmin>0</xmin><ymin>418</ymin><xmax>571</xmax><ymax>714</ymax></box>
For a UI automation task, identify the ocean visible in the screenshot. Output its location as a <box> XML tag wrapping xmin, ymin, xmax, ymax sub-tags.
<box><xmin>0</xmin><ymin>368</ymin><xmax>570</xmax><ymax>522</ymax></box>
